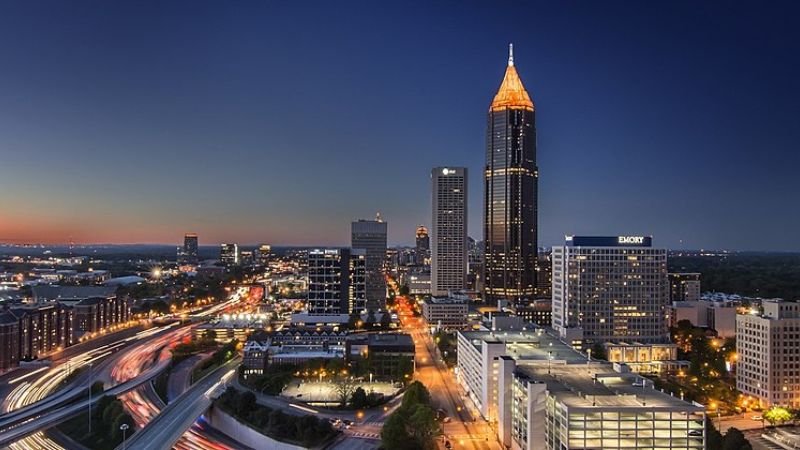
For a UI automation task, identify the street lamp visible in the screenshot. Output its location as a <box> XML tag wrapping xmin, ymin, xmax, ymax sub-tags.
<box><xmin>120</xmin><ymin>423</ymin><xmax>130</xmax><ymax>450</ymax></box>
<box><xmin>88</xmin><ymin>362</ymin><xmax>94</xmax><ymax>434</ymax></box>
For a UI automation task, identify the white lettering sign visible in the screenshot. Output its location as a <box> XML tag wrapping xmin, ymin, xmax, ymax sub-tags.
<box><xmin>618</xmin><ymin>236</ymin><xmax>645</xmax><ymax>244</ymax></box>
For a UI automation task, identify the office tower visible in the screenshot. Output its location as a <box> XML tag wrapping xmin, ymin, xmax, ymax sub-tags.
<box><xmin>484</xmin><ymin>44</ymin><xmax>538</xmax><ymax>304</ymax></box>
<box><xmin>535</xmin><ymin>251</ymin><xmax>552</xmax><ymax>298</ymax></box>
<box><xmin>257</xmin><ymin>244</ymin><xmax>271</xmax><ymax>266</ymax></box>
<box><xmin>307</xmin><ymin>248</ymin><xmax>366</xmax><ymax>314</ymax></box>
<box><xmin>351</xmin><ymin>216</ymin><xmax>387</xmax><ymax>310</ymax></box>
<box><xmin>668</xmin><ymin>272</ymin><xmax>701</xmax><ymax>303</ymax></box>
<box><xmin>737</xmin><ymin>300</ymin><xmax>800</xmax><ymax>409</ymax></box>
<box><xmin>178</xmin><ymin>233</ymin><xmax>199</xmax><ymax>265</ymax></box>
<box><xmin>431</xmin><ymin>167</ymin><xmax>468</xmax><ymax>296</ymax></box>
<box><xmin>239</xmin><ymin>250</ymin><xmax>254</xmax><ymax>266</ymax></box>
<box><xmin>551</xmin><ymin>236</ymin><xmax>669</xmax><ymax>347</ymax></box>
<box><xmin>415</xmin><ymin>225</ymin><xmax>430</xmax><ymax>266</ymax></box>
<box><xmin>219</xmin><ymin>243</ymin><xmax>239</xmax><ymax>266</ymax></box>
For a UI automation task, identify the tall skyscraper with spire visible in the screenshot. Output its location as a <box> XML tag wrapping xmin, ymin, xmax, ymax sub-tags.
<box><xmin>484</xmin><ymin>44</ymin><xmax>537</xmax><ymax>304</ymax></box>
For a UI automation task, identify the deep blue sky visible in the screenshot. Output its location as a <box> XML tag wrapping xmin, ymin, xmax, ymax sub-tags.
<box><xmin>0</xmin><ymin>1</ymin><xmax>798</xmax><ymax>250</ymax></box>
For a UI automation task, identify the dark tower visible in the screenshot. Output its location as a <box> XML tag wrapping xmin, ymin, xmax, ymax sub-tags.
<box><xmin>484</xmin><ymin>44</ymin><xmax>537</xmax><ymax>304</ymax></box>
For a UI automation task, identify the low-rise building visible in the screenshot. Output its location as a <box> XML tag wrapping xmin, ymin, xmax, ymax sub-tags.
<box><xmin>423</xmin><ymin>295</ymin><xmax>469</xmax><ymax>329</ymax></box>
<box><xmin>347</xmin><ymin>333</ymin><xmax>415</xmax><ymax>380</ymax></box>
<box><xmin>672</xmin><ymin>300</ymin><xmax>738</xmax><ymax>338</ymax></box>
<box><xmin>242</xmin><ymin>338</ymin><xmax>269</xmax><ymax>378</ymax></box>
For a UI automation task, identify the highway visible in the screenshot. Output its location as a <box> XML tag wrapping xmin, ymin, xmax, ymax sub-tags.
<box><xmin>121</xmin><ymin>358</ymin><xmax>239</xmax><ymax>450</ymax></box>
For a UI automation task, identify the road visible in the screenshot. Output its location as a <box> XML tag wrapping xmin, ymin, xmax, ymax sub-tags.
<box><xmin>393</xmin><ymin>292</ymin><xmax>500</xmax><ymax>450</ymax></box>
<box><xmin>0</xmin><ymin>324</ymin><xmax>183</xmax><ymax>450</ymax></box>
<box><xmin>121</xmin><ymin>358</ymin><xmax>239</xmax><ymax>450</ymax></box>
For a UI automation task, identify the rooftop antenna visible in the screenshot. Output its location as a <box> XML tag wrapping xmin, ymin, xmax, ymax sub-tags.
<box><xmin>508</xmin><ymin>43</ymin><xmax>514</xmax><ymax>67</ymax></box>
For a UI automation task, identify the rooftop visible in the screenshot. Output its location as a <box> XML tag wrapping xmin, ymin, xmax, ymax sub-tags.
<box><xmin>490</xmin><ymin>44</ymin><xmax>534</xmax><ymax>112</ymax></box>
<box><xmin>515</xmin><ymin>363</ymin><xmax>703</xmax><ymax>411</ymax></box>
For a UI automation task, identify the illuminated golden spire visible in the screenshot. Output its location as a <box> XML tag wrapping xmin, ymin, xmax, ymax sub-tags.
<box><xmin>490</xmin><ymin>43</ymin><xmax>534</xmax><ymax>112</ymax></box>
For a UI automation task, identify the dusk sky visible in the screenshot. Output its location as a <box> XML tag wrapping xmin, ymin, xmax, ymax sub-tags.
<box><xmin>0</xmin><ymin>2</ymin><xmax>798</xmax><ymax>250</ymax></box>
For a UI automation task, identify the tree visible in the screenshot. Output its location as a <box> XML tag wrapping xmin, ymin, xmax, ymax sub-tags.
<box><xmin>332</xmin><ymin>377</ymin><xmax>358</xmax><ymax>406</ymax></box>
<box><xmin>381</xmin><ymin>411</ymin><xmax>415</xmax><ymax>450</ymax></box>
<box><xmin>350</xmin><ymin>387</ymin><xmax>368</xmax><ymax>409</ymax></box>
<box><xmin>764</xmin><ymin>406</ymin><xmax>792</xmax><ymax>426</ymax></box>
<box><xmin>705</xmin><ymin>417</ymin><xmax>723</xmax><ymax>450</ymax></box>
<box><xmin>401</xmin><ymin>381</ymin><xmax>431</xmax><ymax>410</ymax></box>
<box><xmin>347</xmin><ymin>313</ymin><xmax>360</xmax><ymax>330</ymax></box>
<box><xmin>722</xmin><ymin>428</ymin><xmax>752</xmax><ymax>450</ymax></box>
<box><xmin>589</xmin><ymin>342</ymin><xmax>607</xmax><ymax>361</ymax></box>
<box><xmin>398</xmin><ymin>284</ymin><xmax>410</xmax><ymax>296</ymax></box>
<box><xmin>236</xmin><ymin>391</ymin><xmax>257</xmax><ymax>417</ymax></box>
<box><xmin>407</xmin><ymin>404</ymin><xmax>440</xmax><ymax>449</ymax></box>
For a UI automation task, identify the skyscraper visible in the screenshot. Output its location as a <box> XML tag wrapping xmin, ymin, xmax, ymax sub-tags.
<box><xmin>431</xmin><ymin>167</ymin><xmax>468</xmax><ymax>296</ymax></box>
<box><xmin>483</xmin><ymin>44</ymin><xmax>538</xmax><ymax>304</ymax></box>
<box><xmin>307</xmin><ymin>248</ymin><xmax>366</xmax><ymax>314</ymax></box>
<box><xmin>257</xmin><ymin>244</ymin><xmax>271</xmax><ymax>266</ymax></box>
<box><xmin>219</xmin><ymin>243</ymin><xmax>239</xmax><ymax>266</ymax></box>
<box><xmin>178</xmin><ymin>233</ymin><xmax>198</xmax><ymax>265</ymax></box>
<box><xmin>415</xmin><ymin>225</ymin><xmax>430</xmax><ymax>266</ymax></box>
<box><xmin>351</xmin><ymin>216</ymin><xmax>387</xmax><ymax>310</ymax></box>
<box><xmin>551</xmin><ymin>236</ymin><xmax>670</xmax><ymax>346</ymax></box>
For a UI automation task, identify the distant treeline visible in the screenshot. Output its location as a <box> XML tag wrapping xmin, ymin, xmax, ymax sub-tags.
<box><xmin>670</xmin><ymin>253</ymin><xmax>800</xmax><ymax>301</ymax></box>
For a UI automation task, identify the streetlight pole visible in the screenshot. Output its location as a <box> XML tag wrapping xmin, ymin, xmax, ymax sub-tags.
<box><xmin>88</xmin><ymin>362</ymin><xmax>93</xmax><ymax>434</ymax></box>
<box><xmin>120</xmin><ymin>423</ymin><xmax>129</xmax><ymax>450</ymax></box>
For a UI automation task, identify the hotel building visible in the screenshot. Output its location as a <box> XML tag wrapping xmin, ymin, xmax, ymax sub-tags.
<box><xmin>551</xmin><ymin>235</ymin><xmax>670</xmax><ymax>348</ymax></box>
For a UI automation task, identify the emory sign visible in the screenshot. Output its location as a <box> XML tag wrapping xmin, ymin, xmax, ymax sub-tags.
<box><xmin>618</xmin><ymin>236</ymin><xmax>645</xmax><ymax>244</ymax></box>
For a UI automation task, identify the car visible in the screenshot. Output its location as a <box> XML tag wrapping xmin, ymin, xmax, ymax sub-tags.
<box><xmin>752</xmin><ymin>415</ymin><xmax>763</xmax><ymax>421</ymax></box>
<box><xmin>343</xmin><ymin>419</ymin><xmax>353</xmax><ymax>426</ymax></box>
<box><xmin>443</xmin><ymin>417</ymin><xmax>451</xmax><ymax>423</ymax></box>
<box><xmin>688</xmin><ymin>430</ymin><xmax>703</xmax><ymax>436</ymax></box>
<box><xmin>631</xmin><ymin>381</ymin><xmax>645</xmax><ymax>387</ymax></box>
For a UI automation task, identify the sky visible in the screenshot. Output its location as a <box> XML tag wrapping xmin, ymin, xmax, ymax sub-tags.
<box><xmin>0</xmin><ymin>1</ymin><xmax>798</xmax><ymax>250</ymax></box>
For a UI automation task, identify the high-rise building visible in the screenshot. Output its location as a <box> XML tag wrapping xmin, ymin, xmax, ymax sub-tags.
<box><xmin>551</xmin><ymin>236</ymin><xmax>670</xmax><ymax>347</ymax></box>
<box><xmin>737</xmin><ymin>299</ymin><xmax>800</xmax><ymax>409</ymax></box>
<box><xmin>484</xmin><ymin>44</ymin><xmax>538</xmax><ymax>304</ymax></box>
<box><xmin>351</xmin><ymin>216</ymin><xmax>387</xmax><ymax>310</ymax></box>
<box><xmin>415</xmin><ymin>225</ymin><xmax>430</xmax><ymax>266</ymax></box>
<box><xmin>239</xmin><ymin>250</ymin><xmax>255</xmax><ymax>266</ymax></box>
<box><xmin>431</xmin><ymin>167</ymin><xmax>468</xmax><ymax>296</ymax></box>
<box><xmin>257</xmin><ymin>244</ymin><xmax>271</xmax><ymax>266</ymax></box>
<box><xmin>669</xmin><ymin>272</ymin><xmax>701</xmax><ymax>303</ymax></box>
<box><xmin>307</xmin><ymin>248</ymin><xmax>366</xmax><ymax>314</ymax></box>
<box><xmin>178</xmin><ymin>233</ymin><xmax>199</xmax><ymax>265</ymax></box>
<box><xmin>220</xmin><ymin>243</ymin><xmax>239</xmax><ymax>266</ymax></box>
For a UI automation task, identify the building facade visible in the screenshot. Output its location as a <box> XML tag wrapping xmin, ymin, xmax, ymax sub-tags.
<box><xmin>178</xmin><ymin>233</ymin><xmax>199</xmax><ymax>265</ymax></box>
<box><xmin>307</xmin><ymin>248</ymin><xmax>366</xmax><ymax>314</ymax></box>
<box><xmin>415</xmin><ymin>225</ymin><xmax>430</xmax><ymax>266</ymax></box>
<box><xmin>669</xmin><ymin>273</ymin><xmax>701</xmax><ymax>303</ymax></box>
<box><xmin>220</xmin><ymin>243</ymin><xmax>239</xmax><ymax>266</ymax></box>
<box><xmin>422</xmin><ymin>295</ymin><xmax>469</xmax><ymax>329</ymax></box>
<box><xmin>257</xmin><ymin>244</ymin><xmax>271</xmax><ymax>266</ymax></box>
<box><xmin>431</xmin><ymin>167</ymin><xmax>468</xmax><ymax>296</ymax></box>
<box><xmin>737</xmin><ymin>300</ymin><xmax>800</xmax><ymax>408</ymax></box>
<box><xmin>456</xmin><ymin>328</ymin><xmax>704</xmax><ymax>450</ymax></box>
<box><xmin>484</xmin><ymin>45</ymin><xmax>538</xmax><ymax>304</ymax></box>
<box><xmin>351</xmin><ymin>218</ymin><xmax>387</xmax><ymax>310</ymax></box>
<box><xmin>551</xmin><ymin>236</ymin><xmax>670</xmax><ymax>347</ymax></box>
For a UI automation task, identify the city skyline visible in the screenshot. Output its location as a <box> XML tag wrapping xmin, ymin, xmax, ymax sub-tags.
<box><xmin>1</xmin><ymin>2</ymin><xmax>799</xmax><ymax>250</ymax></box>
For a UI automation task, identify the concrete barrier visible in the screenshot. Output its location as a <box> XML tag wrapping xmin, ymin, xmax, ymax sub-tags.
<box><xmin>207</xmin><ymin>406</ymin><xmax>308</xmax><ymax>450</ymax></box>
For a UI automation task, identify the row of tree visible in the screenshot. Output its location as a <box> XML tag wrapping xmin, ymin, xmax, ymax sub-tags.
<box><xmin>216</xmin><ymin>387</ymin><xmax>336</xmax><ymax>447</ymax></box>
<box><xmin>381</xmin><ymin>382</ymin><xmax>441</xmax><ymax>450</ymax></box>
<box><xmin>706</xmin><ymin>419</ymin><xmax>752</xmax><ymax>450</ymax></box>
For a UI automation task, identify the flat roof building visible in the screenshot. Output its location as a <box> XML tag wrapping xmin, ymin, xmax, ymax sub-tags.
<box><xmin>552</xmin><ymin>236</ymin><xmax>670</xmax><ymax>348</ymax></box>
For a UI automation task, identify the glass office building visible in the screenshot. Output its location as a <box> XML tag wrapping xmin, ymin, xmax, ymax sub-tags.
<box><xmin>484</xmin><ymin>45</ymin><xmax>538</xmax><ymax>303</ymax></box>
